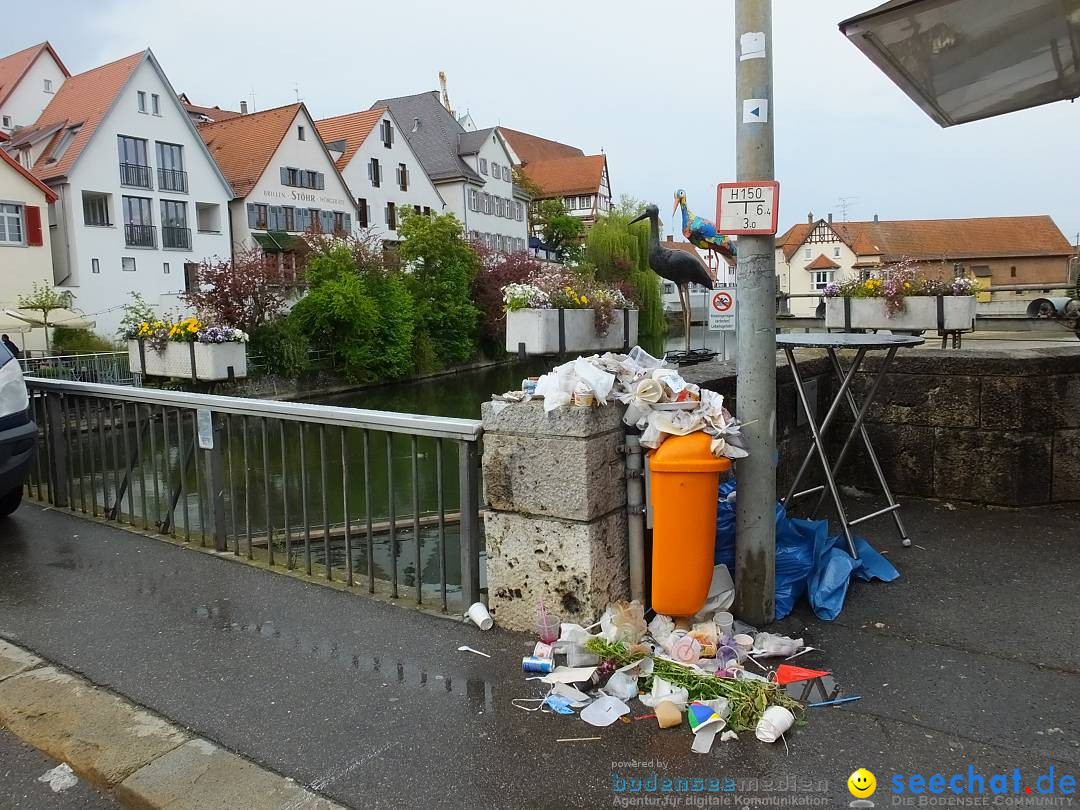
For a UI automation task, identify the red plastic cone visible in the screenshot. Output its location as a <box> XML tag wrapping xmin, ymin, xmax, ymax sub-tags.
<box><xmin>775</xmin><ymin>664</ymin><xmax>832</xmax><ymax>685</ymax></box>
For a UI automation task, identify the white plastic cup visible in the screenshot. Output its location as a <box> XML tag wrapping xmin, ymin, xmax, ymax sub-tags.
<box><xmin>714</xmin><ymin>611</ymin><xmax>734</xmax><ymax>638</ymax></box>
<box><xmin>466</xmin><ymin>602</ymin><xmax>493</xmax><ymax>631</ymax></box>
<box><xmin>733</xmin><ymin>633</ymin><xmax>754</xmax><ymax>651</ymax></box>
<box><xmin>754</xmin><ymin>705</ymin><xmax>795</xmax><ymax>743</ymax></box>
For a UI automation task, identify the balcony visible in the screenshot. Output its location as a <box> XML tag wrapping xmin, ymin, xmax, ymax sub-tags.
<box><xmin>162</xmin><ymin>226</ymin><xmax>191</xmax><ymax>250</ymax></box>
<box><xmin>119</xmin><ymin>162</ymin><xmax>152</xmax><ymax>189</ymax></box>
<box><xmin>124</xmin><ymin>223</ymin><xmax>157</xmax><ymax>248</ymax></box>
<box><xmin>157</xmin><ymin>167</ymin><xmax>188</xmax><ymax>194</ymax></box>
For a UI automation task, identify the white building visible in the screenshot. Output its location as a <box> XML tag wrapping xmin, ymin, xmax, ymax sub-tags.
<box><xmin>198</xmin><ymin>102</ymin><xmax>358</xmax><ymax>270</ymax></box>
<box><xmin>0</xmin><ymin>42</ymin><xmax>69</xmax><ymax>137</ymax></box>
<box><xmin>371</xmin><ymin>92</ymin><xmax>529</xmax><ymax>253</ymax></box>
<box><xmin>4</xmin><ymin>49</ymin><xmax>235</xmax><ymax>338</ymax></box>
<box><xmin>315</xmin><ymin>107</ymin><xmax>445</xmax><ymax>243</ymax></box>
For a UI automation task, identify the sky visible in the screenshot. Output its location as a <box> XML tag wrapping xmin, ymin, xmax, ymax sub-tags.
<box><xmin>6</xmin><ymin>0</ymin><xmax>1080</xmax><ymax>245</ymax></box>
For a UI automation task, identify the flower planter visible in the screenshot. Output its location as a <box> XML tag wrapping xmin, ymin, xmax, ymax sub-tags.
<box><xmin>128</xmin><ymin>340</ymin><xmax>247</xmax><ymax>380</ymax></box>
<box><xmin>505</xmin><ymin>308</ymin><xmax>639</xmax><ymax>355</ymax></box>
<box><xmin>825</xmin><ymin>296</ymin><xmax>976</xmax><ymax>332</ymax></box>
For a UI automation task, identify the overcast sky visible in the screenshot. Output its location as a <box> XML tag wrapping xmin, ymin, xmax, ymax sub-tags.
<box><xmin>7</xmin><ymin>0</ymin><xmax>1080</xmax><ymax>244</ymax></box>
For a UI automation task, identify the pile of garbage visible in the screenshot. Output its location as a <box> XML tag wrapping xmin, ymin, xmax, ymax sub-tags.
<box><xmin>493</xmin><ymin>347</ymin><xmax>747</xmax><ymax>457</ymax></box>
<box><xmin>511</xmin><ymin>596</ymin><xmax>849</xmax><ymax>753</ymax></box>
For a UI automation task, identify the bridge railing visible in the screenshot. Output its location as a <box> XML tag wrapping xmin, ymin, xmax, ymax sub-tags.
<box><xmin>18</xmin><ymin>352</ymin><xmax>133</xmax><ymax>385</ymax></box>
<box><xmin>21</xmin><ymin>377</ymin><xmax>484</xmax><ymax>611</ymax></box>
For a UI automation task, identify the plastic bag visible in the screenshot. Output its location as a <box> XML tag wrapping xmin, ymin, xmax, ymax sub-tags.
<box><xmin>600</xmin><ymin>600</ymin><xmax>647</xmax><ymax>644</ymax></box>
<box><xmin>638</xmin><ymin>676</ymin><xmax>689</xmax><ymax>711</ymax></box>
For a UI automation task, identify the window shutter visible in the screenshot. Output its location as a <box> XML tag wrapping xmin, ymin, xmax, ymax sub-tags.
<box><xmin>404</xmin><ymin>167</ymin><xmax>409</xmax><ymax>190</ymax></box>
<box><xmin>344</xmin><ymin>213</ymin><xmax>352</xmax><ymax>233</ymax></box>
<box><xmin>385</xmin><ymin>205</ymin><xmax>389</xmax><ymax>226</ymax></box>
<box><xmin>269</xmin><ymin>206</ymin><xmax>283</xmax><ymax>230</ymax></box>
<box><xmin>322</xmin><ymin>211</ymin><xmax>334</xmax><ymax>233</ymax></box>
<box><xmin>367</xmin><ymin>161</ymin><xmax>372</xmax><ymax>180</ymax></box>
<box><xmin>247</xmin><ymin>203</ymin><xmax>257</xmax><ymax>228</ymax></box>
<box><xmin>280</xmin><ymin>167</ymin><xmax>289</xmax><ymax>185</ymax></box>
<box><xmin>316</xmin><ymin>172</ymin><xmax>325</xmax><ymax>190</ymax></box>
<box><xmin>297</xmin><ymin>208</ymin><xmax>309</xmax><ymax>231</ymax></box>
<box><xmin>25</xmin><ymin>206</ymin><xmax>43</xmax><ymax>246</ymax></box>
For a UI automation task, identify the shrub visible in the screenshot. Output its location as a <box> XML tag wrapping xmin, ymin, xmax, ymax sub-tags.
<box><xmin>181</xmin><ymin>247</ymin><xmax>289</xmax><ymax>334</ymax></box>
<box><xmin>471</xmin><ymin>243</ymin><xmax>543</xmax><ymax>348</ymax></box>
<box><xmin>249</xmin><ymin>318</ymin><xmax>311</xmax><ymax>377</ymax></box>
<box><xmin>52</xmin><ymin>327</ymin><xmax>116</xmax><ymax>355</ymax></box>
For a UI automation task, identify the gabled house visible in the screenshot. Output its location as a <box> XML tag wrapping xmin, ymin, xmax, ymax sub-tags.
<box><xmin>0</xmin><ymin>42</ymin><xmax>69</xmax><ymax>136</ymax></box>
<box><xmin>315</xmin><ymin>107</ymin><xmax>444</xmax><ymax>243</ymax></box>
<box><xmin>499</xmin><ymin>127</ymin><xmax>612</xmax><ymax>228</ymax></box>
<box><xmin>197</xmin><ymin>102</ymin><xmax>358</xmax><ymax>272</ymax></box>
<box><xmin>371</xmin><ymin>92</ymin><xmax>529</xmax><ymax>254</ymax></box>
<box><xmin>776</xmin><ymin>213</ymin><xmax>1076</xmax><ymax>316</ymax></box>
<box><xmin>5</xmin><ymin>49</ymin><xmax>235</xmax><ymax>337</ymax></box>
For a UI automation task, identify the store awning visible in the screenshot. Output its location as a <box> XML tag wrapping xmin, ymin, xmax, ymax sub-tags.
<box><xmin>0</xmin><ymin>312</ymin><xmax>33</xmax><ymax>334</ymax></box>
<box><xmin>840</xmin><ymin>0</ymin><xmax>1080</xmax><ymax>126</ymax></box>
<box><xmin>4</xmin><ymin>308</ymin><xmax>97</xmax><ymax>329</ymax></box>
<box><xmin>251</xmin><ymin>231</ymin><xmax>300</xmax><ymax>252</ymax></box>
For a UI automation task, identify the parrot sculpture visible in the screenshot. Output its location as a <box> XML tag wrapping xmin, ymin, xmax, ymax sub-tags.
<box><xmin>674</xmin><ymin>189</ymin><xmax>737</xmax><ymax>261</ymax></box>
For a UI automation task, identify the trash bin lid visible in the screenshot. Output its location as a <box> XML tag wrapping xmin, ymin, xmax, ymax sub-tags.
<box><xmin>648</xmin><ymin>431</ymin><xmax>732</xmax><ymax>473</ymax></box>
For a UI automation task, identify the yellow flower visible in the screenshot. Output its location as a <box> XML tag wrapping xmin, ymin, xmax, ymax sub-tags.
<box><xmin>580</xmin><ymin>295</ymin><xmax>588</xmax><ymax>304</ymax></box>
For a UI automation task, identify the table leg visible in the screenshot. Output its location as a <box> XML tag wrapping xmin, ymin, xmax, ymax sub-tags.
<box><xmin>782</xmin><ymin>347</ymin><xmax>858</xmax><ymax>557</ymax></box>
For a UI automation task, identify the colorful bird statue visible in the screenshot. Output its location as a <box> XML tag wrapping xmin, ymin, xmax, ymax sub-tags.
<box><xmin>674</xmin><ymin>189</ymin><xmax>737</xmax><ymax>261</ymax></box>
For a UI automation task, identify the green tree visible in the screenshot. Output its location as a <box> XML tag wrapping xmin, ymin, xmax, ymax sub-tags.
<box><xmin>17</xmin><ymin>281</ymin><xmax>75</xmax><ymax>354</ymax></box>
<box><xmin>535</xmin><ymin>199</ymin><xmax>584</xmax><ymax>262</ymax></box>
<box><xmin>396</xmin><ymin>209</ymin><xmax>480</xmax><ymax>368</ymax></box>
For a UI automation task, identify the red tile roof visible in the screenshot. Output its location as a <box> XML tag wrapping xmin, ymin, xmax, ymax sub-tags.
<box><xmin>499</xmin><ymin>127</ymin><xmax>583</xmax><ymax>163</ymax></box>
<box><xmin>520</xmin><ymin>154</ymin><xmax>606</xmax><ymax>198</ymax></box>
<box><xmin>0</xmin><ymin>42</ymin><xmax>70</xmax><ymax>107</ymax></box>
<box><xmin>198</xmin><ymin>103</ymin><xmax>302</xmax><ymax>197</ymax></box>
<box><xmin>804</xmin><ymin>254</ymin><xmax>840</xmax><ymax>271</ymax></box>
<box><xmin>776</xmin><ymin>222</ymin><xmax>813</xmax><ymax>260</ymax></box>
<box><xmin>0</xmin><ymin>147</ymin><xmax>56</xmax><ymax>202</ymax></box>
<box><xmin>315</xmin><ymin>108</ymin><xmax>386</xmax><ymax>171</ymax></box>
<box><xmin>179</xmin><ymin>94</ymin><xmax>242</xmax><ymax>122</ymax></box>
<box><xmin>29</xmin><ymin>50</ymin><xmax>146</xmax><ymax>182</ymax></box>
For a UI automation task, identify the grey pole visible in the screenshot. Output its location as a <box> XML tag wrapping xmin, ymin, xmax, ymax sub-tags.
<box><xmin>733</xmin><ymin>0</ymin><xmax>777</xmax><ymax>625</ymax></box>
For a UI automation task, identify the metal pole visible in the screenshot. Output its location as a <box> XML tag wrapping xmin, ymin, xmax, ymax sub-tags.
<box><xmin>733</xmin><ymin>0</ymin><xmax>776</xmax><ymax>626</ymax></box>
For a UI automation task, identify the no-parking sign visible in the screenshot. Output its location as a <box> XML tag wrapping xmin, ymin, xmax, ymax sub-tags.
<box><xmin>708</xmin><ymin>288</ymin><xmax>736</xmax><ymax>331</ymax></box>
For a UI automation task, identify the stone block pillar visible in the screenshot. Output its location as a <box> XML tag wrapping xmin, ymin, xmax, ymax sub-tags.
<box><xmin>481</xmin><ymin>400</ymin><xmax>630</xmax><ymax>632</ymax></box>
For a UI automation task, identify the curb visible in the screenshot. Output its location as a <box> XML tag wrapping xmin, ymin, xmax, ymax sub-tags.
<box><xmin>0</xmin><ymin>639</ymin><xmax>343</xmax><ymax>810</ymax></box>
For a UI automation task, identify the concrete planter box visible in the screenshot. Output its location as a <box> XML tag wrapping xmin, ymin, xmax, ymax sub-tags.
<box><xmin>505</xmin><ymin>308</ymin><xmax>638</xmax><ymax>355</ymax></box>
<box><xmin>825</xmin><ymin>296</ymin><xmax>976</xmax><ymax>332</ymax></box>
<box><xmin>128</xmin><ymin>340</ymin><xmax>247</xmax><ymax>380</ymax></box>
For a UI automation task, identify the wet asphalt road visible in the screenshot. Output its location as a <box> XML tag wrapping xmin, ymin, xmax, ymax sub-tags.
<box><xmin>0</xmin><ymin>727</ymin><xmax>119</xmax><ymax>809</ymax></box>
<box><xmin>1</xmin><ymin>499</ymin><xmax>1078</xmax><ymax>809</ymax></box>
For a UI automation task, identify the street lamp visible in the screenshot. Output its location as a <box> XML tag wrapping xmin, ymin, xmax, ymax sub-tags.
<box><xmin>840</xmin><ymin>0</ymin><xmax>1080</xmax><ymax>126</ymax></box>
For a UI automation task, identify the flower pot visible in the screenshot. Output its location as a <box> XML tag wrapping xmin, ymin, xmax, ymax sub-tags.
<box><xmin>824</xmin><ymin>296</ymin><xmax>976</xmax><ymax>332</ymax></box>
<box><xmin>505</xmin><ymin>308</ymin><xmax>639</xmax><ymax>355</ymax></box>
<box><xmin>128</xmin><ymin>340</ymin><xmax>247</xmax><ymax>380</ymax></box>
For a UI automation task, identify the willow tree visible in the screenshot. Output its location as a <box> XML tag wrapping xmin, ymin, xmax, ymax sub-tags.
<box><xmin>584</xmin><ymin>212</ymin><xmax>666</xmax><ymax>345</ymax></box>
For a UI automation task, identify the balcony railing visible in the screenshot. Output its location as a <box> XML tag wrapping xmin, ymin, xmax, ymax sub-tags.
<box><xmin>162</xmin><ymin>226</ymin><xmax>191</xmax><ymax>250</ymax></box>
<box><xmin>119</xmin><ymin>162</ymin><xmax>152</xmax><ymax>189</ymax></box>
<box><xmin>158</xmin><ymin>167</ymin><xmax>188</xmax><ymax>193</ymax></box>
<box><xmin>124</xmin><ymin>223</ymin><xmax>156</xmax><ymax>247</ymax></box>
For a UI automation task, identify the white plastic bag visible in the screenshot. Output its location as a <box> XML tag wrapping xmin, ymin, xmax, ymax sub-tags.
<box><xmin>638</xmin><ymin>676</ymin><xmax>689</xmax><ymax>712</ymax></box>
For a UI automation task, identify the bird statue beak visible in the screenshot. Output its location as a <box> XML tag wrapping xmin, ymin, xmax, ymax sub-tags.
<box><xmin>628</xmin><ymin>211</ymin><xmax>648</xmax><ymax>225</ymax></box>
<box><xmin>671</xmin><ymin>199</ymin><xmax>680</xmax><ymax>217</ymax></box>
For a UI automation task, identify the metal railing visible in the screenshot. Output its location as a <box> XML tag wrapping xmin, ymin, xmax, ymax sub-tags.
<box><xmin>162</xmin><ymin>226</ymin><xmax>191</xmax><ymax>249</ymax></box>
<box><xmin>157</xmin><ymin>167</ymin><xmax>188</xmax><ymax>193</ymax></box>
<box><xmin>119</xmin><ymin>162</ymin><xmax>153</xmax><ymax>188</ymax></box>
<box><xmin>124</xmin><ymin>223</ymin><xmax>157</xmax><ymax>247</ymax></box>
<box><xmin>19</xmin><ymin>352</ymin><xmax>132</xmax><ymax>385</ymax></box>
<box><xmin>22</xmin><ymin>378</ymin><xmax>485</xmax><ymax>611</ymax></box>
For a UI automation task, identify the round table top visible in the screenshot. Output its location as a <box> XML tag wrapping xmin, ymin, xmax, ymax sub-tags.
<box><xmin>776</xmin><ymin>333</ymin><xmax>925</xmax><ymax>349</ymax></box>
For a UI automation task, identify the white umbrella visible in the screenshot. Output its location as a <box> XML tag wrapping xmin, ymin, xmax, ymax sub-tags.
<box><xmin>5</xmin><ymin>308</ymin><xmax>96</xmax><ymax>329</ymax></box>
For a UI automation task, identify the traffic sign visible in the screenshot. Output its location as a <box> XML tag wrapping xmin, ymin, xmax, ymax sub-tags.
<box><xmin>708</xmin><ymin>287</ymin><xmax>736</xmax><ymax>332</ymax></box>
<box><xmin>715</xmin><ymin>181</ymin><xmax>780</xmax><ymax>235</ymax></box>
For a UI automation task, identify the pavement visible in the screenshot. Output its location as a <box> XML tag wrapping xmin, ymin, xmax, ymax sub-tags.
<box><xmin>0</xmin><ymin>727</ymin><xmax>119</xmax><ymax>809</ymax></box>
<box><xmin>1</xmin><ymin>498</ymin><xmax>1079</xmax><ymax>809</ymax></box>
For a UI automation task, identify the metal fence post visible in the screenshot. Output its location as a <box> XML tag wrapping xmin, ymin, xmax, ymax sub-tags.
<box><xmin>44</xmin><ymin>393</ymin><xmax>69</xmax><ymax>507</ymax></box>
<box><xmin>457</xmin><ymin>439</ymin><xmax>482</xmax><ymax>607</ymax></box>
<box><xmin>203</xmin><ymin>411</ymin><xmax>228</xmax><ymax>551</ymax></box>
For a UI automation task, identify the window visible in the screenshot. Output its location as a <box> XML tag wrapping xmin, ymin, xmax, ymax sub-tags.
<box><xmin>44</xmin><ymin>78</ymin><xmax>53</xmax><ymax>92</ymax></box>
<box><xmin>423</xmin><ymin>206</ymin><xmax>431</xmax><ymax>216</ymax></box>
<box><xmin>334</xmin><ymin>211</ymin><xmax>345</xmax><ymax>234</ymax></box>
<box><xmin>804</xmin><ymin>246</ymin><xmax>812</xmax><ymax>259</ymax></box>
<box><xmin>369</xmin><ymin>158</ymin><xmax>381</xmax><ymax>188</ymax></box>
<box><xmin>413</xmin><ymin>205</ymin><xmax>421</xmax><ymax>214</ymax></box>
<box><xmin>123</xmin><ymin>196</ymin><xmax>155</xmax><ymax>246</ymax></box>
<box><xmin>283</xmin><ymin>206</ymin><xmax>295</xmax><ymax>232</ymax></box>
<box><xmin>564</xmin><ymin>197</ymin><xmax>575</xmax><ymax>209</ymax></box>
<box><xmin>161</xmin><ymin>200</ymin><xmax>189</xmax><ymax>248</ymax></box>
<box><xmin>118</xmin><ymin>136</ymin><xmax>151</xmax><ymax>188</ymax></box>
<box><xmin>386</xmin><ymin>202</ymin><xmax>396</xmax><ymax>230</ymax></box>
<box><xmin>163</xmin><ymin>262</ymin><xmax>170</xmax><ymax>274</ymax></box>
<box><xmin>122</xmin><ymin>257</ymin><xmax>136</xmax><ymax>272</ymax></box>
<box><xmin>380</xmin><ymin>119</ymin><xmax>393</xmax><ymax>148</ymax></box>
<box><xmin>151</xmin><ymin>93</ymin><xmax>160</xmax><ymax>115</ymax></box>
<box><xmin>516</xmin><ymin>202</ymin><xmax>524</xmax><ymax>221</ymax></box>
<box><xmin>156</xmin><ymin>142</ymin><xmax>186</xmax><ymax>192</ymax></box>
<box><xmin>469</xmin><ymin>189</ymin><xmax>480</xmax><ymax>211</ymax></box>
<box><xmin>137</xmin><ymin>91</ymin><xmax>147</xmax><ymax>112</ymax></box>
<box><xmin>297</xmin><ymin>125</ymin><xmax>305</xmax><ymax>140</ymax></box>
<box><xmin>0</xmin><ymin>204</ymin><xmax>23</xmax><ymax>243</ymax></box>
<box><xmin>308</xmin><ymin>208</ymin><xmax>321</xmax><ymax>232</ymax></box>
<box><xmin>91</xmin><ymin>258</ymin><xmax>100</xmax><ymax>274</ymax></box>
<box><xmin>184</xmin><ymin>263</ymin><xmax>199</xmax><ymax>293</ymax></box>
<box><xmin>82</xmin><ymin>192</ymin><xmax>112</xmax><ymax>226</ymax></box>
<box><xmin>812</xmin><ymin>270</ymin><xmax>832</xmax><ymax>291</ymax></box>
<box><xmin>196</xmin><ymin>202</ymin><xmax>221</xmax><ymax>233</ymax></box>
<box><xmin>398</xmin><ymin>163</ymin><xmax>408</xmax><ymax>191</ymax></box>
<box><xmin>253</xmin><ymin>204</ymin><xmax>268</xmax><ymax>229</ymax></box>
<box><xmin>479</xmin><ymin>158</ymin><xmax>488</xmax><ymax>175</ymax></box>
<box><xmin>483</xmin><ymin>193</ymin><xmax>492</xmax><ymax>214</ymax></box>
<box><xmin>833</xmin><ymin>246</ymin><xmax>841</xmax><ymax>258</ymax></box>
<box><xmin>1010</xmin><ymin>265</ymin><xmax>1017</xmax><ymax>278</ymax></box>
<box><xmin>357</xmin><ymin>198</ymin><xmax>368</xmax><ymax>228</ymax></box>
<box><xmin>1</xmin><ymin>115</ymin><xmax>10</xmax><ymax>128</ymax></box>
<box><xmin>503</xmin><ymin>165</ymin><xmax>511</xmax><ymax>181</ymax></box>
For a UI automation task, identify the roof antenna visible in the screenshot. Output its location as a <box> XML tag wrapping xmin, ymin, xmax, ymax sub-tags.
<box><xmin>294</xmin><ymin>83</ymin><xmax>301</xmax><ymax>103</ymax></box>
<box><xmin>250</xmin><ymin>87</ymin><xmax>256</xmax><ymax>112</ymax></box>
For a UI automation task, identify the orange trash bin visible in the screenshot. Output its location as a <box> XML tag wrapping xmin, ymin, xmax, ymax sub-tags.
<box><xmin>649</xmin><ymin>431</ymin><xmax>732</xmax><ymax>617</ymax></box>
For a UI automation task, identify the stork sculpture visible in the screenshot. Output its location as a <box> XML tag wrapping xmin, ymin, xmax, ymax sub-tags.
<box><xmin>629</xmin><ymin>203</ymin><xmax>714</xmax><ymax>354</ymax></box>
<box><xmin>674</xmin><ymin>189</ymin><xmax>737</xmax><ymax>262</ymax></box>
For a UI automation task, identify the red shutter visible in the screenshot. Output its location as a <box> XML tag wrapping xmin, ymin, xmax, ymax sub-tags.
<box><xmin>25</xmin><ymin>206</ymin><xmax>43</xmax><ymax>246</ymax></box>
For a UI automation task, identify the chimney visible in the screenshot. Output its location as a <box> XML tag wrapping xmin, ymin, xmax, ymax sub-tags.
<box><xmin>240</xmin><ymin>100</ymin><xmax>248</xmax><ymax>114</ymax></box>
<box><xmin>873</xmin><ymin>213</ymin><xmax>879</xmax><ymax>223</ymax></box>
<box><xmin>828</xmin><ymin>213</ymin><xmax>833</xmax><ymax>224</ymax></box>
<box><xmin>666</xmin><ymin>235</ymin><xmax>674</xmax><ymax>243</ymax></box>
<box><xmin>807</xmin><ymin>212</ymin><xmax>813</xmax><ymax>224</ymax></box>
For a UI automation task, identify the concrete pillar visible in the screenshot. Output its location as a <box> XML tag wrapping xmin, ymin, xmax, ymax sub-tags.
<box><xmin>481</xmin><ymin>400</ymin><xmax>629</xmax><ymax>632</ymax></box>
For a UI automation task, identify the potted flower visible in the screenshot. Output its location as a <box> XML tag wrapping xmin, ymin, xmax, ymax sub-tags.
<box><xmin>823</xmin><ymin>264</ymin><xmax>977</xmax><ymax>332</ymax></box>
<box><xmin>125</xmin><ymin>317</ymin><xmax>249</xmax><ymax>380</ymax></box>
<box><xmin>502</xmin><ymin>269</ymin><xmax>638</xmax><ymax>355</ymax></box>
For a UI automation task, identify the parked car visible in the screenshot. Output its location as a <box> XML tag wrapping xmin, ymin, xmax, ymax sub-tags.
<box><xmin>0</xmin><ymin>343</ymin><xmax>35</xmax><ymax>517</ymax></box>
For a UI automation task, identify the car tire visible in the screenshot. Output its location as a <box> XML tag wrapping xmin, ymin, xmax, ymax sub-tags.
<box><xmin>0</xmin><ymin>486</ymin><xmax>23</xmax><ymax>518</ymax></box>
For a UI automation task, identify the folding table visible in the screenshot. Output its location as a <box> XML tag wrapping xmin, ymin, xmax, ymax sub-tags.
<box><xmin>777</xmin><ymin>333</ymin><xmax>924</xmax><ymax>556</ymax></box>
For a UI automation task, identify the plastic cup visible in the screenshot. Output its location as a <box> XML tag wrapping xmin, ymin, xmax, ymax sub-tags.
<box><xmin>754</xmin><ymin>705</ymin><xmax>795</xmax><ymax>743</ymax></box>
<box><xmin>537</xmin><ymin>614</ymin><xmax>561</xmax><ymax>644</ymax></box>
<box><xmin>714</xmin><ymin>611</ymin><xmax>734</xmax><ymax>637</ymax></box>
<box><xmin>655</xmin><ymin>700</ymin><xmax>682</xmax><ymax>729</ymax></box>
<box><xmin>733</xmin><ymin>633</ymin><xmax>754</xmax><ymax>651</ymax></box>
<box><xmin>466</xmin><ymin>602</ymin><xmax>493</xmax><ymax>631</ymax></box>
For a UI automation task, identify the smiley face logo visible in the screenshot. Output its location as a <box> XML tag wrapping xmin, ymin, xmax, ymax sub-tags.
<box><xmin>848</xmin><ymin>768</ymin><xmax>877</xmax><ymax>798</ymax></box>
